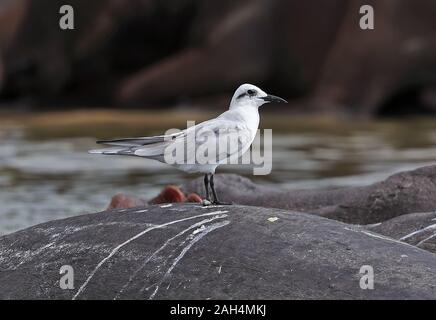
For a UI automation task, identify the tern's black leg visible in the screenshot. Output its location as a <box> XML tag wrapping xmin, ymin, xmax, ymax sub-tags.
<box><xmin>203</xmin><ymin>173</ymin><xmax>211</xmax><ymax>203</ymax></box>
<box><xmin>210</xmin><ymin>174</ymin><xmax>232</xmax><ymax>205</ymax></box>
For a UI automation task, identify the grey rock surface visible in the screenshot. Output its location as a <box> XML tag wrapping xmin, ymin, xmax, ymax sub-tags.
<box><xmin>182</xmin><ymin>165</ymin><xmax>436</xmax><ymax>224</ymax></box>
<box><xmin>368</xmin><ymin>211</ymin><xmax>436</xmax><ymax>254</ymax></box>
<box><xmin>0</xmin><ymin>204</ymin><xmax>435</xmax><ymax>299</ymax></box>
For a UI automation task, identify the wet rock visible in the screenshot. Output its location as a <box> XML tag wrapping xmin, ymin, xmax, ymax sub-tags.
<box><xmin>368</xmin><ymin>212</ymin><xmax>436</xmax><ymax>254</ymax></box>
<box><xmin>0</xmin><ymin>203</ymin><xmax>435</xmax><ymax>299</ymax></box>
<box><xmin>182</xmin><ymin>165</ymin><xmax>436</xmax><ymax>224</ymax></box>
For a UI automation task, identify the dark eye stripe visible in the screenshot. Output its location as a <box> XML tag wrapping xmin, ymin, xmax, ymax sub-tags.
<box><xmin>237</xmin><ymin>93</ymin><xmax>247</xmax><ymax>99</ymax></box>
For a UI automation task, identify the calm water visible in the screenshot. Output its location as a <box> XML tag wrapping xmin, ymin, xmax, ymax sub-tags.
<box><xmin>2</xmin><ymin>112</ymin><xmax>436</xmax><ymax>235</ymax></box>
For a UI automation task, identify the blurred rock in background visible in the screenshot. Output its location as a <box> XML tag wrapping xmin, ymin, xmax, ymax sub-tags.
<box><xmin>0</xmin><ymin>0</ymin><xmax>435</xmax><ymax>116</ymax></box>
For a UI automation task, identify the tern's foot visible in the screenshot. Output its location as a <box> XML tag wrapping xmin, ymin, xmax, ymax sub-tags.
<box><xmin>202</xmin><ymin>199</ymin><xmax>212</xmax><ymax>206</ymax></box>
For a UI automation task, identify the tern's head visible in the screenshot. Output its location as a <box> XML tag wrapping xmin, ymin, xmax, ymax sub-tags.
<box><xmin>230</xmin><ymin>84</ymin><xmax>287</xmax><ymax>110</ymax></box>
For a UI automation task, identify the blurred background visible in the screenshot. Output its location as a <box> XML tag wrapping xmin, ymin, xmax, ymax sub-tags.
<box><xmin>1</xmin><ymin>0</ymin><xmax>436</xmax><ymax>234</ymax></box>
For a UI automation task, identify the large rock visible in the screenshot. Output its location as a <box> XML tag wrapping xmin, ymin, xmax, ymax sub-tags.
<box><xmin>0</xmin><ymin>0</ymin><xmax>27</xmax><ymax>94</ymax></box>
<box><xmin>0</xmin><ymin>204</ymin><xmax>435</xmax><ymax>299</ymax></box>
<box><xmin>0</xmin><ymin>58</ymin><xmax>3</xmax><ymax>92</ymax></box>
<box><xmin>313</xmin><ymin>0</ymin><xmax>436</xmax><ymax>116</ymax></box>
<box><xmin>182</xmin><ymin>165</ymin><xmax>436</xmax><ymax>224</ymax></box>
<box><xmin>1</xmin><ymin>0</ymin><xmax>436</xmax><ymax>115</ymax></box>
<box><xmin>116</xmin><ymin>0</ymin><xmax>276</xmax><ymax>105</ymax></box>
<box><xmin>0</xmin><ymin>0</ymin><xmax>26</xmax><ymax>51</ymax></box>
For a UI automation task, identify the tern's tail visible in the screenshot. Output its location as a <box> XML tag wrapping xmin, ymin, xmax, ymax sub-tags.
<box><xmin>89</xmin><ymin>141</ymin><xmax>170</xmax><ymax>158</ymax></box>
<box><xmin>88</xmin><ymin>147</ymin><xmax>134</xmax><ymax>155</ymax></box>
<box><xmin>90</xmin><ymin>132</ymin><xmax>181</xmax><ymax>157</ymax></box>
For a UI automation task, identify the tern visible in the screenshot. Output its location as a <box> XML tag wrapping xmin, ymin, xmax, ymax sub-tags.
<box><xmin>90</xmin><ymin>84</ymin><xmax>287</xmax><ymax>205</ymax></box>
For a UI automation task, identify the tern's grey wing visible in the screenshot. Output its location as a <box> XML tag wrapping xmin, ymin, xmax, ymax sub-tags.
<box><xmin>208</xmin><ymin>122</ymin><xmax>253</xmax><ymax>163</ymax></box>
<box><xmin>97</xmin><ymin>132</ymin><xmax>184</xmax><ymax>147</ymax></box>
<box><xmin>137</xmin><ymin>119</ymin><xmax>253</xmax><ymax>164</ymax></box>
<box><xmin>91</xmin><ymin>118</ymin><xmax>253</xmax><ymax>165</ymax></box>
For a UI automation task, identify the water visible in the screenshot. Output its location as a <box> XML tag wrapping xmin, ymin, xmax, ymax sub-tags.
<box><xmin>2</xmin><ymin>111</ymin><xmax>436</xmax><ymax>235</ymax></box>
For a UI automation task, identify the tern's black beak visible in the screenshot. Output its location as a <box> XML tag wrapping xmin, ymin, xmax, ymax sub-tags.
<box><xmin>261</xmin><ymin>94</ymin><xmax>288</xmax><ymax>104</ymax></box>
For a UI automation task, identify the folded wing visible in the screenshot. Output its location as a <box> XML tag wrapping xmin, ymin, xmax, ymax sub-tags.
<box><xmin>89</xmin><ymin>119</ymin><xmax>253</xmax><ymax>165</ymax></box>
<box><xmin>96</xmin><ymin>132</ymin><xmax>184</xmax><ymax>147</ymax></box>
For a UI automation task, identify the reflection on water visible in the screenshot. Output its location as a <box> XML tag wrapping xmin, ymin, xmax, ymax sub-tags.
<box><xmin>1</xmin><ymin>112</ymin><xmax>436</xmax><ymax>235</ymax></box>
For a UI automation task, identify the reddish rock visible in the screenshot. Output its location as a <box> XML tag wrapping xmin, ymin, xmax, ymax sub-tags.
<box><xmin>107</xmin><ymin>186</ymin><xmax>203</xmax><ymax>210</ymax></box>
<box><xmin>107</xmin><ymin>193</ymin><xmax>145</xmax><ymax>210</ymax></box>
<box><xmin>149</xmin><ymin>185</ymin><xmax>187</xmax><ymax>204</ymax></box>
<box><xmin>186</xmin><ymin>193</ymin><xmax>202</xmax><ymax>203</ymax></box>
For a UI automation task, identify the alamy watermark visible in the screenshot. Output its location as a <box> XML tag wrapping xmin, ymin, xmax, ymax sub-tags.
<box><xmin>359</xmin><ymin>5</ymin><xmax>375</xmax><ymax>30</ymax></box>
<box><xmin>359</xmin><ymin>265</ymin><xmax>374</xmax><ymax>290</ymax></box>
<box><xmin>59</xmin><ymin>5</ymin><xmax>74</xmax><ymax>30</ymax></box>
<box><xmin>59</xmin><ymin>265</ymin><xmax>75</xmax><ymax>290</ymax></box>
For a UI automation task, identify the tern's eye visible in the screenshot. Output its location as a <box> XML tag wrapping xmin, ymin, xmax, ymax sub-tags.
<box><xmin>247</xmin><ymin>89</ymin><xmax>256</xmax><ymax>96</ymax></box>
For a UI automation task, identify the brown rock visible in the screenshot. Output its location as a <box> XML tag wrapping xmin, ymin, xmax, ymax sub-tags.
<box><xmin>0</xmin><ymin>0</ymin><xmax>27</xmax><ymax>94</ymax></box>
<box><xmin>2</xmin><ymin>0</ymin><xmax>436</xmax><ymax>116</ymax></box>
<box><xmin>182</xmin><ymin>165</ymin><xmax>436</xmax><ymax>224</ymax></box>
<box><xmin>116</xmin><ymin>0</ymin><xmax>275</xmax><ymax>105</ymax></box>
<box><xmin>367</xmin><ymin>211</ymin><xmax>436</xmax><ymax>254</ymax></box>
<box><xmin>313</xmin><ymin>0</ymin><xmax>436</xmax><ymax>116</ymax></box>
